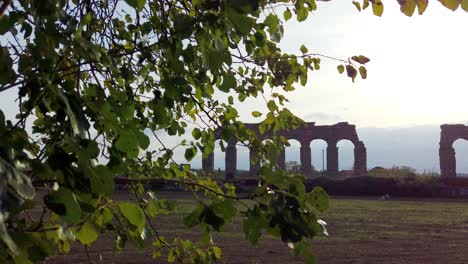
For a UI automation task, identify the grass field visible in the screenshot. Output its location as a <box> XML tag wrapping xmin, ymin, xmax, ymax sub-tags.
<box><xmin>47</xmin><ymin>191</ymin><xmax>468</xmax><ymax>264</ymax></box>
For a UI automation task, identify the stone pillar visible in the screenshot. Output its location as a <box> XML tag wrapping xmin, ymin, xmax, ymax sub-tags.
<box><xmin>353</xmin><ymin>141</ymin><xmax>367</xmax><ymax>176</ymax></box>
<box><xmin>326</xmin><ymin>142</ymin><xmax>339</xmax><ymax>175</ymax></box>
<box><xmin>440</xmin><ymin>144</ymin><xmax>456</xmax><ymax>178</ymax></box>
<box><xmin>225</xmin><ymin>142</ymin><xmax>237</xmax><ymax>179</ymax></box>
<box><xmin>202</xmin><ymin>151</ymin><xmax>214</xmax><ymax>172</ymax></box>
<box><xmin>300</xmin><ymin>141</ymin><xmax>312</xmax><ymax>177</ymax></box>
<box><xmin>277</xmin><ymin>148</ymin><xmax>286</xmax><ymax>170</ymax></box>
<box><xmin>249</xmin><ymin>149</ymin><xmax>261</xmax><ymax>177</ymax></box>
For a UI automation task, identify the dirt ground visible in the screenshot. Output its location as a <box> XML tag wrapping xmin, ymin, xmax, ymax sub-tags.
<box><xmin>45</xmin><ymin>191</ymin><xmax>468</xmax><ymax>264</ymax></box>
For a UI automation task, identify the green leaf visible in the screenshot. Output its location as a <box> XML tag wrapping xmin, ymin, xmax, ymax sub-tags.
<box><xmin>337</xmin><ymin>65</ymin><xmax>345</xmax><ymax>74</ymax></box>
<box><xmin>226</xmin><ymin>8</ymin><xmax>255</xmax><ymax>35</ymax></box>
<box><xmin>352</xmin><ymin>1</ymin><xmax>362</xmax><ymax>11</ymax></box>
<box><xmin>267</xmin><ymin>100</ymin><xmax>278</xmax><ymax>112</ymax></box>
<box><xmin>44</xmin><ymin>188</ymin><xmax>82</xmax><ymax>224</ymax></box>
<box><xmin>300</xmin><ymin>44</ymin><xmax>308</xmax><ymax>54</ymax></box>
<box><xmin>118</xmin><ymin>202</ymin><xmax>145</xmax><ymax>233</ymax></box>
<box><xmin>0</xmin><ymin>48</ymin><xmax>16</xmax><ymax>84</ymax></box>
<box><xmin>283</xmin><ymin>9</ymin><xmax>292</xmax><ymax>21</ymax></box>
<box><xmin>76</xmin><ymin>221</ymin><xmax>99</xmax><ymax>245</ymax></box>
<box><xmin>125</xmin><ymin>0</ymin><xmax>146</xmax><ymax>11</ymax></box>
<box><xmin>184</xmin><ymin>147</ymin><xmax>197</xmax><ymax>161</ymax></box>
<box><xmin>18</xmin><ymin>55</ymin><xmax>32</xmax><ymax>74</ymax></box>
<box><xmin>439</xmin><ymin>0</ymin><xmax>460</xmax><ymax>11</ymax></box>
<box><xmin>252</xmin><ymin>111</ymin><xmax>262</xmax><ymax>117</ymax></box>
<box><xmin>306</xmin><ymin>187</ymin><xmax>329</xmax><ymax>212</ymax></box>
<box><xmin>89</xmin><ymin>165</ymin><xmax>114</xmax><ymax>197</ymax></box>
<box><xmin>346</xmin><ymin>65</ymin><xmax>358</xmax><ymax>82</ymax></box>
<box><xmin>136</xmin><ymin>131</ymin><xmax>150</xmax><ymax>150</ymax></box>
<box><xmin>372</xmin><ymin>0</ymin><xmax>384</xmax><ymax>16</ymax></box>
<box><xmin>211</xmin><ymin>246</ymin><xmax>222</xmax><ymax>259</ymax></box>
<box><xmin>0</xmin><ymin>222</ymin><xmax>19</xmax><ymax>255</ymax></box>
<box><xmin>183</xmin><ymin>204</ymin><xmax>203</xmax><ymax>228</ymax></box>
<box><xmin>115</xmin><ymin>129</ymin><xmax>139</xmax><ymax>158</ymax></box>
<box><xmin>351</xmin><ymin>55</ymin><xmax>370</xmax><ymax>64</ymax></box>
<box><xmin>243</xmin><ymin>212</ymin><xmax>266</xmax><ymax>245</ymax></box>
<box><xmin>400</xmin><ymin>0</ymin><xmax>416</xmax><ymax>16</ymax></box>
<box><xmin>0</xmin><ymin>15</ymin><xmax>14</xmax><ymax>35</ymax></box>
<box><xmin>363</xmin><ymin>0</ymin><xmax>370</xmax><ymax>9</ymax></box>
<box><xmin>219</xmin><ymin>73</ymin><xmax>237</xmax><ymax>92</ymax></box>
<box><xmin>192</xmin><ymin>128</ymin><xmax>201</xmax><ymax>140</ymax></box>
<box><xmin>462</xmin><ymin>0</ymin><xmax>468</xmax><ymax>11</ymax></box>
<box><xmin>416</xmin><ymin>0</ymin><xmax>429</xmax><ymax>14</ymax></box>
<box><xmin>359</xmin><ymin>66</ymin><xmax>367</xmax><ymax>79</ymax></box>
<box><xmin>82</xmin><ymin>13</ymin><xmax>92</xmax><ymax>25</ymax></box>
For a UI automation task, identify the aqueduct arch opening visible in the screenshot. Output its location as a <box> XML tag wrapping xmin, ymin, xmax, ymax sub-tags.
<box><xmin>202</xmin><ymin>122</ymin><xmax>367</xmax><ymax>178</ymax></box>
<box><xmin>439</xmin><ymin>124</ymin><xmax>468</xmax><ymax>178</ymax></box>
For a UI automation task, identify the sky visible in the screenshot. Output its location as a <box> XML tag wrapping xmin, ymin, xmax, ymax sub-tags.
<box><xmin>192</xmin><ymin>1</ymin><xmax>468</xmax><ymax>173</ymax></box>
<box><xmin>234</xmin><ymin>1</ymin><xmax>468</xmax><ymax>128</ymax></box>
<box><xmin>2</xmin><ymin>2</ymin><xmax>468</xmax><ymax>173</ymax></box>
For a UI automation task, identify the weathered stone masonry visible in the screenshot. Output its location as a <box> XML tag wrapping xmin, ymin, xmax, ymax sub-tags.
<box><xmin>202</xmin><ymin>122</ymin><xmax>367</xmax><ymax>178</ymax></box>
<box><xmin>439</xmin><ymin>124</ymin><xmax>468</xmax><ymax>178</ymax></box>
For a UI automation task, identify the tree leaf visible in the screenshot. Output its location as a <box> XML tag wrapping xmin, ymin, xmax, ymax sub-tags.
<box><xmin>359</xmin><ymin>66</ymin><xmax>367</xmax><ymax>79</ymax></box>
<box><xmin>44</xmin><ymin>188</ymin><xmax>82</xmax><ymax>224</ymax></box>
<box><xmin>363</xmin><ymin>0</ymin><xmax>370</xmax><ymax>9</ymax></box>
<box><xmin>89</xmin><ymin>165</ymin><xmax>114</xmax><ymax>197</ymax></box>
<box><xmin>337</xmin><ymin>65</ymin><xmax>345</xmax><ymax>74</ymax></box>
<box><xmin>0</xmin><ymin>15</ymin><xmax>15</xmax><ymax>35</ymax></box>
<box><xmin>76</xmin><ymin>221</ymin><xmax>99</xmax><ymax>245</ymax></box>
<box><xmin>438</xmin><ymin>0</ymin><xmax>460</xmax><ymax>11</ymax></box>
<box><xmin>461</xmin><ymin>0</ymin><xmax>468</xmax><ymax>11</ymax></box>
<box><xmin>353</xmin><ymin>1</ymin><xmax>362</xmax><ymax>11</ymax></box>
<box><xmin>252</xmin><ymin>111</ymin><xmax>262</xmax><ymax>117</ymax></box>
<box><xmin>416</xmin><ymin>0</ymin><xmax>429</xmax><ymax>14</ymax></box>
<box><xmin>243</xmin><ymin>212</ymin><xmax>266</xmax><ymax>245</ymax></box>
<box><xmin>300</xmin><ymin>44</ymin><xmax>308</xmax><ymax>54</ymax></box>
<box><xmin>283</xmin><ymin>9</ymin><xmax>292</xmax><ymax>21</ymax></box>
<box><xmin>184</xmin><ymin>147</ymin><xmax>197</xmax><ymax>161</ymax></box>
<box><xmin>219</xmin><ymin>73</ymin><xmax>237</xmax><ymax>92</ymax></box>
<box><xmin>115</xmin><ymin>129</ymin><xmax>139</xmax><ymax>158</ymax></box>
<box><xmin>346</xmin><ymin>65</ymin><xmax>358</xmax><ymax>82</ymax></box>
<box><xmin>125</xmin><ymin>0</ymin><xmax>146</xmax><ymax>11</ymax></box>
<box><xmin>400</xmin><ymin>0</ymin><xmax>416</xmax><ymax>16</ymax></box>
<box><xmin>118</xmin><ymin>202</ymin><xmax>145</xmax><ymax>233</ymax></box>
<box><xmin>351</xmin><ymin>55</ymin><xmax>370</xmax><ymax>64</ymax></box>
<box><xmin>0</xmin><ymin>48</ymin><xmax>16</xmax><ymax>84</ymax></box>
<box><xmin>372</xmin><ymin>0</ymin><xmax>384</xmax><ymax>16</ymax></box>
<box><xmin>306</xmin><ymin>187</ymin><xmax>329</xmax><ymax>212</ymax></box>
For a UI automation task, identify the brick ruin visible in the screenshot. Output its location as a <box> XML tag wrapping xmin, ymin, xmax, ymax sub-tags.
<box><xmin>439</xmin><ymin>124</ymin><xmax>468</xmax><ymax>178</ymax></box>
<box><xmin>202</xmin><ymin>122</ymin><xmax>367</xmax><ymax>178</ymax></box>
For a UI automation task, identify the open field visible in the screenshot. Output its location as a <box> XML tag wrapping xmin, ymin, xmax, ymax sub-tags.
<box><xmin>47</xmin><ymin>191</ymin><xmax>468</xmax><ymax>263</ymax></box>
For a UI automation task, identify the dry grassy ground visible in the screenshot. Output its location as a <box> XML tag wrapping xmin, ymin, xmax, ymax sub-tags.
<box><xmin>46</xmin><ymin>191</ymin><xmax>468</xmax><ymax>264</ymax></box>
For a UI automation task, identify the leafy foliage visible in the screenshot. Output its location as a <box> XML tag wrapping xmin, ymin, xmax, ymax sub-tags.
<box><xmin>0</xmin><ymin>0</ymin><xmax>465</xmax><ymax>263</ymax></box>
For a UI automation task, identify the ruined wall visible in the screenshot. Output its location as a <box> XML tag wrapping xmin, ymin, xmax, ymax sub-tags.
<box><xmin>203</xmin><ymin>122</ymin><xmax>367</xmax><ymax>178</ymax></box>
<box><xmin>440</xmin><ymin>124</ymin><xmax>468</xmax><ymax>178</ymax></box>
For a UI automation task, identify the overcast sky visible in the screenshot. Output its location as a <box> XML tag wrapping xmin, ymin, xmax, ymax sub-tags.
<box><xmin>3</xmin><ymin>2</ymin><xmax>468</xmax><ymax>173</ymax></box>
<box><xmin>234</xmin><ymin>1</ymin><xmax>468</xmax><ymax>128</ymax></box>
<box><xmin>205</xmin><ymin>1</ymin><xmax>468</xmax><ymax>173</ymax></box>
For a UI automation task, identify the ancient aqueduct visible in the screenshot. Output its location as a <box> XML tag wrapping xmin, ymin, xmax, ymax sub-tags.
<box><xmin>198</xmin><ymin>120</ymin><xmax>468</xmax><ymax>179</ymax></box>
<box><xmin>440</xmin><ymin>124</ymin><xmax>468</xmax><ymax>178</ymax></box>
<box><xmin>201</xmin><ymin>122</ymin><xmax>367</xmax><ymax>178</ymax></box>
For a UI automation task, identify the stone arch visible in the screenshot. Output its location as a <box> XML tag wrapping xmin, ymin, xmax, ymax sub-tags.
<box><xmin>452</xmin><ymin>139</ymin><xmax>468</xmax><ymax>176</ymax></box>
<box><xmin>213</xmin><ymin>139</ymin><xmax>226</xmax><ymax>171</ymax></box>
<box><xmin>310</xmin><ymin>138</ymin><xmax>328</xmax><ymax>173</ymax></box>
<box><xmin>439</xmin><ymin>124</ymin><xmax>468</xmax><ymax>178</ymax></box>
<box><xmin>236</xmin><ymin>142</ymin><xmax>250</xmax><ymax>176</ymax></box>
<box><xmin>204</xmin><ymin>121</ymin><xmax>367</xmax><ymax>179</ymax></box>
<box><xmin>285</xmin><ymin>139</ymin><xmax>301</xmax><ymax>173</ymax></box>
<box><xmin>337</xmin><ymin>139</ymin><xmax>355</xmax><ymax>171</ymax></box>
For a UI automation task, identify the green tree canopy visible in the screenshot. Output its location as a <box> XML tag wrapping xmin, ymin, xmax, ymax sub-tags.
<box><xmin>0</xmin><ymin>0</ymin><xmax>465</xmax><ymax>263</ymax></box>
